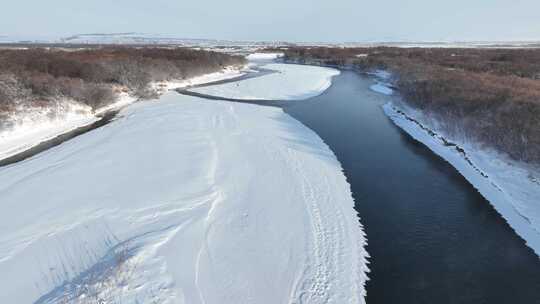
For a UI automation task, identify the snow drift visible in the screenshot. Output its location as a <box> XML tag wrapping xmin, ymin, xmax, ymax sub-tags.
<box><xmin>0</xmin><ymin>67</ymin><xmax>367</xmax><ymax>303</ymax></box>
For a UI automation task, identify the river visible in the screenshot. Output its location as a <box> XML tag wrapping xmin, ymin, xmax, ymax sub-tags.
<box><xmin>284</xmin><ymin>70</ymin><xmax>540</xmax><ymax>303</ymax></box>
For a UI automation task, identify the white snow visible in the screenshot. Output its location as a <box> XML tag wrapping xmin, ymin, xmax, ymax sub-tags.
<box><xmin>0</xmin><ymin>95</ymin><xmax>138</xmax><ymax>162</ymax></box>
<box><xmin>0</xmin><ymin>69</ymin><xmax>367</xmax><ymax>303</ymax></box>
<box><xmin>188</xmin><ymin>63</ymin><xmax>340</xmax><ymax>101</ymax></box>
<box><xmin>150</xmin><ymin>66</ymin><xmax>247</xmax><ymax>92</ymax></box>
<box><xmin>383</xmin><ymin>102</ymin><xmax>540</xmax><ymax>257</ymax></box>
<box><xmin>367</xmin><ymin>70</ymin><xmax>392</xmax><ymax>81</ymax></box>
<box><xmin>367</xmin><ymin>70</ymin><xmax>394</xmax><ymax>96</ymax></box>
<box><xmin>0</xmin><ymin>66</ymin><xmax>246</xmax><ymax>162</ymax></box>
<box><xmin>369</xmin><ymin>83</ymin><xmax>393</xmax><ymax>95</ymax></box>
<box><xmin>246</xmin><ymin>52</ymin><xmax>283</xmax><ymax>61</ymax></box>
<box><xmin>94</xmin><ymin>92</ymin><xmax>138</xmax><ymax>115</ymax></box>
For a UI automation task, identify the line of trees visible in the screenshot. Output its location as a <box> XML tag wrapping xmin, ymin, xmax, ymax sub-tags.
<box><xmin>0</xmin><ymin>47</ymin><xmax>246</xmax><ymax>113</ymax></box>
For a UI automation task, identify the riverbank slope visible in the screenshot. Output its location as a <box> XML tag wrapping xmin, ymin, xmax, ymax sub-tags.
<box><xmin>0</xmin><ymin>47</ymin><xmax>246</xmax><ymax>161</ymax></box>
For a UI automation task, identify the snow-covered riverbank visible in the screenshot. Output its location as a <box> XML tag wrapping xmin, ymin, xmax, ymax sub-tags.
<box><xmin>0</xmin><ymin>66</ymin><xmax>246</xmax><ymax>163</ymax></box>
<box><xmin>367</xmin><ymin>69</ymin><xmax>540</xmax><ymax>256</ymax></box>
<box><xmin>382</xmin><ymin>101</ymin><xmax>540</xmax><ymax>257</ymax></box>
<box><xmin>0</xmin><ymin>62</ymin><xmax>367</xmax><ymax>303</ymax></box>
<box><xmin>150</xmin><ymin>66</ymin><xmax>247</xmax><ymax>93</ymax></box>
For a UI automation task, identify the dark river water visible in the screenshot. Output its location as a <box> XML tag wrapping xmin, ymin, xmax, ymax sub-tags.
<box><xmin>284</xmin><ymin>71</ymin><xmax>540</xmax><ymax>304</ymax></box>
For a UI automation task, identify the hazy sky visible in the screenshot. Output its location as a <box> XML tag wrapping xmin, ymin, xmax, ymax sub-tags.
<box><xmin>1</xmin><ymin>0</ymin><xmax>539</xmax><ymax>42</ymax></box>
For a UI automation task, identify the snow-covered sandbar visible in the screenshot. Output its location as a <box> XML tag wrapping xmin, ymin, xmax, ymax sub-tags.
<box><xmin>188</xmin><ymin>63</ymin><xmax>340</xmax><ymax>101</ymax></box>
<box><xmin>0</xmin><ymin>69</ymin><xmax>367</xmax><ymax>303</ymax></box>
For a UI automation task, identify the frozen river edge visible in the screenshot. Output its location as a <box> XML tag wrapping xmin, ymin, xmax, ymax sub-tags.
<box><xmin>383</xmin><ymin>102</ymin><xmax>540</xmax><ymax>257</ymax></box>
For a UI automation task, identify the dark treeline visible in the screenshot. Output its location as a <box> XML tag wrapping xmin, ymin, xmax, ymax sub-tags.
<box><xmin>0</xmin><ymin>47</ymin><xmax>246</xmax><ymax>114</ymax></box>
<box><xmin>280</xmin><ymin>47</ymin><xmax>540</xmax><ymax>165</ymax></box>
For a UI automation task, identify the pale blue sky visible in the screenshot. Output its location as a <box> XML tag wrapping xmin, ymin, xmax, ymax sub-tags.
<box><xmin>1</xmin><ymin>0</ymin><xmax>539</xmax><ymax>42</ymax></box>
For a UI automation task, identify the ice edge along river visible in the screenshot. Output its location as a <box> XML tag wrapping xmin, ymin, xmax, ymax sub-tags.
<box><xmin>0</xmin><ymin>58</ymin><xmax>368</xmax><ymax>303</ymax></box>
<box><xmin>367</xmin><ymin>70</ymin><xmax>540</xmax><ymax>257</ymax></box>
<box><xmin>379</xmin><ymin>94</ymin><xmax>540</xmax><ymax>257</ymax></box>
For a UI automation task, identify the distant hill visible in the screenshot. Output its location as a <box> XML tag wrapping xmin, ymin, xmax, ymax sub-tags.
<box><xmin>1</xmin><ymin>33</ymin><xmax>539</xmax><ymax>49</ymax></box>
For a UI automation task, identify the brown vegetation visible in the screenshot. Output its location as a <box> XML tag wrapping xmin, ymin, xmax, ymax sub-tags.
<box><xmin>0</xmin><ymin>47</ymin><xmax>246</xmax><ymax>112</ymax></box>
<box><xmin>281</xmin><ymin>47</ymin><xmax>540</xmax><ymax>164</ymax></box>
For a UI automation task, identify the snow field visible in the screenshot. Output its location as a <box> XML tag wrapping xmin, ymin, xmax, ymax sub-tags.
<box><xmin>0</xmin><ymin>62</ymin><xmax>367</xmax><ymax>303</ymax></box>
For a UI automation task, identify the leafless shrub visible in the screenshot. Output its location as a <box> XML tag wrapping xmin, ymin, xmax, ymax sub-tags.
<box><xmin>80</xmin><ymin>83</ymin><xmax>117</xmax><ymax>109</ymax></box>
<box><xmin>0</xmin><ymin>47</ymin><xmax>246</xmax><ymax>114</ymax></box>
